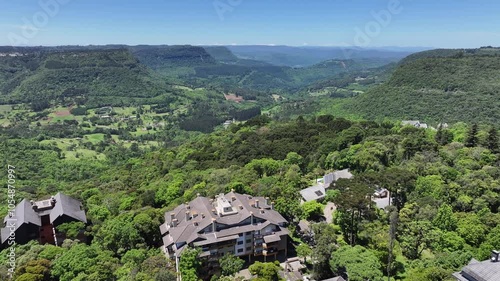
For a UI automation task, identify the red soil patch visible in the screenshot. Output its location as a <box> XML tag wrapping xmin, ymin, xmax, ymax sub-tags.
<box><xmin>55</xmin><ymin>110</ymin><xmax>71</xmax><ymax>117</ymax></box>
<box><xmin>224</xmin><ymin>93</ymin><xmax>244</xmax><ymax>103</ymax></box>
<box><xmin>54</xmin><ymin>106</ymin><xmax>73</xmax><ymax>117</ymax></box>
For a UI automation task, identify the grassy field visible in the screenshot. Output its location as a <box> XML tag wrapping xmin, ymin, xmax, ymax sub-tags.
<box><xmin>84</xmin><ymin>133</ymin><xmax>105</xmax><ymax>143</ymax></box>
<box><xmin>39</xmin><ymin>138</ymin><xmax>106</xmax><ymax>160</ymax></box>
<box><xmin>309</xmin><ymin>87</ymin><xmax>336</xmax><ymax>97</ymax></box>
<box><xmin>0</xmin><ymin>105</ymin><xmax>12</xmax><ymax>113</ymax></box>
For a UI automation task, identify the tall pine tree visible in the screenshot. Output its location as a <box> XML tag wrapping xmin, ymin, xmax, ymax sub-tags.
<box><xmin>487</xmin><ymin>126</ymin><xmax>499</xmax><ymax>153</ymax></box>
<box><xmin>465</xmin><ymin>123</ymin><xmax>478</xmax><ymax>147</ymax></box>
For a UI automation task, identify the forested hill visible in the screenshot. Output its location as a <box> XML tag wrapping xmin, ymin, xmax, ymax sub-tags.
<box><xmin>203</xmin><ymin>46</ymin><xmax>239</xmax><ymax>62</ymax></box>
<box><xmin>399</xmin><ymin>46</ymin><xmax>500</xmax><ymax>65</ymax></box>
<box><xmin>0</xmin><ymin>48</ymin><xmax>172</xmax><ymax>107</ymax></box>
<box><xmin>347</xmin><ymin>48</ymin><xmax>500</xmax><ymax>125</ymax></box>
<box><xmin>131</xmin><ymin>45</ymin><xmax>216</xmax><ymax>69</ymax></box>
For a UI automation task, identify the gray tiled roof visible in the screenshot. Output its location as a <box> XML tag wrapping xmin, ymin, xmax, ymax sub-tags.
<box><xmin>1</xmin><ymin>199</ymin><xmax>42</xmax><ymax>244</ymax></box>
<box><xmin>50</xmin><ymin>193</ymin><xmax>87</xmax><ymax>224</ymax></box>
<box><xmin>453</xmin><ymin>258</ymin><xmax>500</xmax><ymax>281</ymax></box>
<box><xmin>160</xmin><ymin>192</ymin><xmax>288</xmax><ymax>254</ymax></box>
<box><xmin>300</xmin><ymin>185</ymin><xmax>325</xmax><ymax>202</ymax></box>
<box><xmin>301</xmin><ymin>169</ymin><xmax>353</xmax><ymax>202</ymax></box>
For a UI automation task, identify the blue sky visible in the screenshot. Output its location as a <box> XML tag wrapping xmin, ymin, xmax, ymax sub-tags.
<box><xmin>0</xmin><ymin>0</ymin><xmax>499</xmax><ymax>47</ymax></box>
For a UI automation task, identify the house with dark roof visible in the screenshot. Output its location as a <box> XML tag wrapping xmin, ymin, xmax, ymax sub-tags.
<box><xmin>0</xmin><ymin>193</ymin><xmax>87</xmax><ymax>248</ymax></box>
<box><xmin>159</xmin><ymin>192</ymin><xmax>289</xmax><ymax>270</ymax></box>
<box><xmin>453</xmin><ymin>250</ymin><xmax>500</xmax><ymax>281</ymax></box>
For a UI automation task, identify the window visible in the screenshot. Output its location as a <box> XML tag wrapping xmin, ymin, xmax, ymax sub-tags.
<box><xmin>246</xmin><ymin>231</ymin><xmax>252</xmax><ymax>235</ymax></box>
<box><xmin>246</xmin><ymin>239</ymin><xmax>251</xmax><ymax>243</ymax></box>
<box><xmin>238</xmin><ymin>233</ymin><xmax>243</xmax><ymax>237</ymax></box>
<box><xmin>246</xmin><ymin>247</ymin><xmax>252</xmax><ymax>251</ymax></box>
<box><xmin>237</xmin><ymin>249</ymin><xmax>243</xmax><ymax>253</ymax></box>
<box><xmin>237</xmin><ymin>241</ymin><xmax>243</xmax><ymax>245</ymax></box>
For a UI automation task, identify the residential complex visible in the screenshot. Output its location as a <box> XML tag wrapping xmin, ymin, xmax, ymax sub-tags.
<box><xmin>159</xmin><ymin>192</ymin><xmax>289</xmax><ymax>266</ymax></box>
<box><xmin>0</xmin><ymin>193</ymin><xmax>87</xmax><ymax>248</ymax></box>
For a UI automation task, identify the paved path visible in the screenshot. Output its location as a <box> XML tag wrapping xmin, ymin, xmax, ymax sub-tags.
<box><xmin>323</xmin><ymin>202</ymin><xmax>336</xmax><ymax>223</ymax></box>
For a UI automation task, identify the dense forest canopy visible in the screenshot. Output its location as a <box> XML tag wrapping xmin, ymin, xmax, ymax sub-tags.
<box><xmin>1</xmin><ymin>114</ymin><xmax>499</xmax><ymax>280</ymax></box>
<box><xmin>347</xmin><ymin>48</ymin><xmax>500</xmax><ymax>125</ymax></box>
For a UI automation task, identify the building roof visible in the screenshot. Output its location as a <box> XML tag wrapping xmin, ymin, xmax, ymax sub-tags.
<box><xmin>160</xmin><ymin>192</ymin><xmax>288</xmax><ymax>255</ymax></box>
<box><xmin>453</xmin><ymin>258</ymin><xmax>500</xmax><ymax>281</ymax></box>
<box><xmin>50</xmin><ymin>193</ymin><xmax>87</xmax><ymax>224</ymax></box>
<box><xmin>1</xmin><ymin>193</ymin><xmax>86</xmax><ymax>244</ymax></box>
<box><xmin>402</xmin><ymin>120</ymin><xmax>421</xmax><ymax>126</ymax></box>
<box><xmin>402</xmin><ymin>120</ymin><xmax>429</xmax><ymax>129</ymax></box>
<box><xmin>298</xmin><ymin>220</ymin><xmax>310</xmax><ymax>233</ymax></box>
<box><xmin>321</xmin><ymin>277</ymin><xmax>346</xmax><ymax>281</ymax></box>
<box><xmin>300</xmin><ymin>169</ymin><xmax>353</xmax><ymax>202</ymax></box>
<box><xmin>300</xmin><ymin>185</ymin><xmax>326</xmax><ymax>202</ymax></box>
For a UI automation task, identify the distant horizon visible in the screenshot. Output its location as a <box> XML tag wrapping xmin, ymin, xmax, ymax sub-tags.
<box><xmin>1</xmin><ymin>1</ymin><xmax>500</xmax><ymax>47</ymax></box>
<box><xmin>0</xmin><ymin>43</ymin><xmax>456</xmax><ymax>50</ymax></box>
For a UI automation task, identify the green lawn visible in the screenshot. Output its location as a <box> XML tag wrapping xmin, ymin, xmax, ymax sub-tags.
<box><xmin>84</xmin><ymin>133</ymin><xmax>105</xmax><ymax>143</ymax></box>
<box><xmin>0</xmin><ymin>105</ymin><xmax>13</xmax><ymax>113</ymax></box>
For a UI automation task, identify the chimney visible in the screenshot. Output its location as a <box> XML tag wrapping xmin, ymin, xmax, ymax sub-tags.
<box><xmin>193</xmin><ymin>212</ymin><xmax>198</xmax><ymax>218</ymax></box>
<box><xmin>30</xmin><ymin>200</ymin><xmax>34</xmax><ymax>206</ymax></box>
<box><xmin>255</xmin><ymin>200</ymin><xmax>259</xmax><ymax>209</ymax></box>
<box><xmin>172</xmin><ymin>219</ymin><xmax>178</xmax><ymax>227</ymax></box>
<box><xmin>170</xmin><ymin>213</ymin><xmax>175</xmax><ymax>221</ymax></box>
<box><xmin>250</xmin><ymin>211</ymin><xmax>254</xmax><ymax>225</ymax></box>
<box><xmin>212</xmin><ymin>218</ymin><xmax>216</xmax><ymax>232</ymax></box>
<box><xmin>201</xmin><ymin>213</ymin><xmax>205</xmax><ymax>219</ymax></box>
<box><xmin>271</xmin><ymin>202</ymin><xmax>275</xmax><ymax>210</ymax></box>
<box><xmin>231</xmin><ymin>195</ymin><xmax>236</xmax><ymax>202</ymax></box>
<box><xmin>50</xmin><ymin>196</ymin><xmax>56</xmax><ymax>206</ymax></box>
<box><xmin>492</xmin><ymin>250</ymin><xmax>500</xmax><ymax>262</ymax></box>
<box><xmin>186</xmin><ymin>204</ymin><xmax>190</xmax><ymax>210</ymax></box>
<box><xmin>185</xmin><ymin>211</ymin><xmax>190</xmax><ymax>221</ymax></box>
<box><xmin>265</xmin><ymin>197</ymin><xmax>270</xmax><ymax>206</ymax></box>
<box><xmin>196</xmin><ymin>193</ymin><xmax>200</xmax><ymax>197</ymax></box>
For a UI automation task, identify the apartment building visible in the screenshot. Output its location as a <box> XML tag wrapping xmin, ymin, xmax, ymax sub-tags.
<box><xmin>159</xmin><ymin>192</ymin><xmax>289</xmax><ymax>265</ymax></box>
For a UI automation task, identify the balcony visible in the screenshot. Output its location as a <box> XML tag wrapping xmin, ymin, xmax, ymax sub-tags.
<box><xmin>263</xmin><ymin>242</ymin><xmax>278</xmax><ymax>249</ymax></box>
<box><xmin>263</xmin><ymin>247</ymin><xmax>278</xmax><ymax>256</ymax></box>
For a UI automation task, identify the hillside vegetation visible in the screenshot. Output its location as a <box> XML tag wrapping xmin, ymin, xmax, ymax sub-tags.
<box><xmin>1</xmin><ymin>115</ymin><xmax>499</xmax><ymax>281</ymax></box>
<box><xmin>348</xmin><ymin>49</ymin><xmax>500</xmax><ymax>124</ymax></box>
<box><xmin>0</xmin><ymin>49</ymin><xmax>172</xmax><ymax>107</ymax></box>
